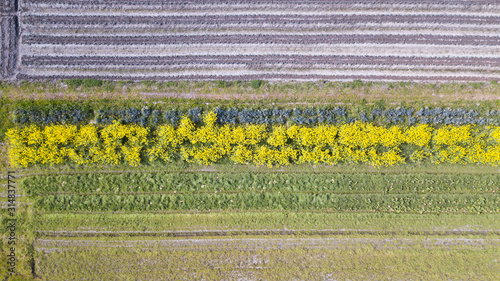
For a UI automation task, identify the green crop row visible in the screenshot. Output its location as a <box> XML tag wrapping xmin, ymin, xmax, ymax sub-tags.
<box><xmin>33</xmin><ymin>193</ymin><xmax>500</xmax><ymax>213</ymax></box>
<box><xmin>22</xmin><ymin>172</ymin><xmax>500</xmax><ymax>197</ymax></box>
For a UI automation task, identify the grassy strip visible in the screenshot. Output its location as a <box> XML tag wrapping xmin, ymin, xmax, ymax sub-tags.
<box><xmin>0</xmin><ymin>98</ymin><xmax>14</xmax><ymax>142</ymax></box>
<box><xmin>9</xmin><ymin>161</ymin><xmax>500</xmax><ymax>178</ymax></box>
<box><xmin>22</xmin><ymin>172</ymin><xmax>500</xmax><ymax>197</ymax></box>
<box><xmin>33</xmin><ymin>242</ymin><xmax>500</xmax><ymax>280</ymax></box>
<box><xmin>3</xmin><ymin>80</ymin><xmax>500</xmax><ymax>105</ymax></box>
<box><xmin>0</xmin><ymin>240</ymin><xmax>34</xmax><ymax>281</ymax></box>
<box><xmin>33</xmin><ymin>212</ymin><xmax>500</xmax><ymax>232</ymax></box>
<box><xmin>32</xmin><ymin>193</ymin><xmax>500</xmax><ymax>213</ymax></box>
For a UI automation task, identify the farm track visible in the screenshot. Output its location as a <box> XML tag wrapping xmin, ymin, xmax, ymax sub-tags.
<box><xmin>7</xmin><ymin>0</ymin><xmax>500</xmax><ymax>81</ymax></box>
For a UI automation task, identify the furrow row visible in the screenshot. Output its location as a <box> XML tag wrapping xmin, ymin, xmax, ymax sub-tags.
<box><xmin>23</xmin><ymin>65</ymin><xmax>500</xmax><ymax>73</ymax></box>
<box><xmin>22</xmin><ymin>0</ymin><xmax>500</xmax><ymax>9</ymax></box>
<box><xmin>21</xmin><ymin>55</ymin><xmax>500</xmax><ymax>68</ymax></box>
<box><xmin>21</xmin><ymin>44</ymin><xmax>500</xmax><ymax>57</ymax></box>
<box><xmin>0</xmin><ymin>16</ymin><xmax>18</xmax><ymax>78</ymax></box>
<box><xmin>22</xmin><ymin>27</ymin><xmax>500</xmax><ymax>38</ymax></box>
<box><xmin>0</xmin><ymin>0</ymin><xmax>17</xmax><ymax>13</ymax></box>
<box><xmin>21</xmin><ymin>34</ymin><xmax>500</xmax><ymax>45</ymax></box>
<box><xmin>22</xmin><ymin>14</ymin><xmax>500</xmax><ymax>26</ymax></box>
<box><xmin>17</xmin><ymin>73</ymin><xmax>499</xmax><ymax>82</ymax></box>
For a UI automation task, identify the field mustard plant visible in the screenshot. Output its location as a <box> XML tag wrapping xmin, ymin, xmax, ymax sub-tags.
<box><xmin>6</xmin><ymin>111</ymin><xmax>500</xmax><ymax>168</ymax></box>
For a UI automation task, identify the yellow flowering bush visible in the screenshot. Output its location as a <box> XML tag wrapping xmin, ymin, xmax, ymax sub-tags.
<box><xmin>180</xmin><ymin>111</ymin><xmax>230</xmax><ymax>164</ymax></box>
<box><xmin>148</xmin><ymin>124</ymin><xmax>181</xmax><ymax>162</ymax></box>
<box><xmin>491</xmin><ymin>127</ymin><xmax>500</xmax><ymax>143</ymax></box>
<box><xmin>431</xmin><ymin>125</ymin><xmax>472</xmax><ymax>164</ymax></box>
<box><xmin>67</xmin><ymin>125</ymin><xmax>99</xmax><ymax>165</ymax></box>
<box><xmin>267</xmin><ymin>125</ymin><xmax>289</xmax><ymax>147</ymax></box>
<box><xmin>6</xmin><ymin>124</ymin><xmax>77</xmax><ymax>167</ymax></box>
<box><xmin>468</xmin><ymin>126</ymin><xmax>500</xmax><ymax>166</ymax></box>
<box><xmin>371</xmin><ymin>149</ymin><xmax>406</xmax><ymax>167</ymax></box>
<box><xmin>176</xmin><ymin>116</ymin><xmax>195</xmax><ymax>141</ymax></box>
<box><xmin>6</xmin><ymin>111</ymin><xmax>500</xmax><ymax>168</ymax></box>
<box><xmin>244</xmin><ymin>124</ymin><xmax>268</xmax><ymax>145</ymax></box>
<box><xmin>295</xmin><ymin>125</ymin><xmax>338</xmax><ymax>148</ymax></box>
<box><xmin>298</xmin><ymin>146</ymin><xmax>341</xmax><ymax>165</ymax></box>
<box><xmin>433</xmin><ymin>125</ymin><xmax>472</xmax><ymax>147</ymax></box>
<box><xmin>94</xmin><ymin>121</ymin><xmax>149</xmax><ymax>166</ymax></box>
<box><xmin>313</xmin><ymin>125</ymin><xmax>339</xmax><ymax>147</ymax></box>
<box><xmin>215</xmin><ymin>125</ymin><xmax>237</xmax><ymax>154</ymax></box>
<box><xmin>405</xmin><ymin>125</ymin><xmax>432</xmax><ymax>147</ymax></box>
<box><xmin>230</xmin><ymin>145</ymin><xmax>254</xmax><ymax>164</ymax></box>
<box><xmin>404</xmin><ymin>124</ymin><xmax>433</xmax><ymax>164</ymax></box>
<box><xmin>181</xmin><ymin>145</ymin><xmax>223</xmax><ymax>165</ymax></box>
<box><xmin>338</xmin><ymin>122</ymin><xmax>370</xmax><ymax>148</ymax></box>
<box><xmin>286</xmin><ymin>125</ymin><xmax>300</xmax><ymax>140</ymax></box>
<box><xmin>7</xmin><ymin>122</ymin><xmax>149</xmax><ymax>167</ymax></box>
<box><xmin>410</xmin><ymin>150</ymin><xmax>430</xmax><ymax>163</ymax></box>
<box><xmin>336</xmin><ymin>122</ymin><xmax>407</xmax><ymax>166</ymax></box>
<box><xmin>253</xmin><ymin>146</ymin><xmax>298</xmax><ymax>168</ymax></box>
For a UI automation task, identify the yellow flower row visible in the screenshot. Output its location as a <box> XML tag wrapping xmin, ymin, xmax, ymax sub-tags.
<box><xmin>6</xmin><ymin>112</ymin><xmax>500</xmax><ymax>168</ymax></box>
<box><xmin>6</xmin><ymin>121</ymin><xmax>149</xmax><ymax>167</ymax></box>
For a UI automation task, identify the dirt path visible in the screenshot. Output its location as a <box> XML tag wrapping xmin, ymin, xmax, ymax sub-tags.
<box><xmin>34</xmin><ymin>237</ymin><xmax>500</xmax><ymax>253</ymax></box>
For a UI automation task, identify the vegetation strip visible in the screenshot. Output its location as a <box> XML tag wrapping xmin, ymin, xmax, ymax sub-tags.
<box><xmin>22</xmin><ymin>172</ymin><xmax>500</xmax><ymax>197</ymax></box>
<box><xmin>35</xmin><ymin>229</ymin><xmax>500</xmax><ymax>237</ymax></box>
<box><xmin>32</xmin><ymin>193</ymin><xmax>500</xmax><ymax>213</ymax></box>
<box><xmin>33</xmin><ymin>212</ymin><xmax>500</xmax><ymax>232</ymax></box>
<box><xmin>7</xmin><ymin>166</ymin><xmax>500</xmax><ymax>180</ymax></box>
<box><xmin>6</xmin><ymin>113</ymin><xmax>500</xmax><ymax>168</ymax></box>
<box><xmin>33</xmin><ymin>238</ymin><xmax>500</xmax><ymax>251</ymax></box>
